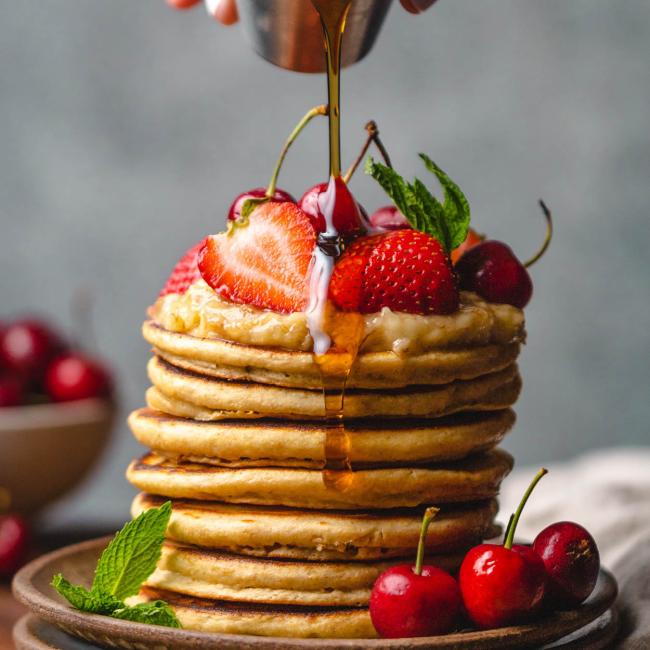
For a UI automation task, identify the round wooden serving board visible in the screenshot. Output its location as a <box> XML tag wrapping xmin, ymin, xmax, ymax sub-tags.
<box><xmin>13</xmin><ymin>537</ymin><xmax>619</xmax><ymax>650</ymax></box>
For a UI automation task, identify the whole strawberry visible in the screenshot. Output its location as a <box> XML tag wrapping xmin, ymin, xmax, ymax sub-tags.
<box><xmin>159</xmin><ymin>239</ymin><xmax>205</xmax><ymax>297</ymax></box>
<box><xmin>330</xmin><ymin>230</ymin><xmax>459</xmax><ymax>315</ymax></box>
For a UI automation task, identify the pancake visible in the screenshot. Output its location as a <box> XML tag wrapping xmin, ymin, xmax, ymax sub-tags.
<box><xmin>145</xmin><ymin>541</ymin><xmax>466</xmax><ymax>607</ymax></box>
<box><xmin>127</xmin><ymin>449</ymin><xmax>513</xmax><ymax>510</ymax></box>
<box><xmin>133</xmin><ymin>587</ymin><xmax>377</xmax><ymax>638</ymax></box>
<box><xmin>144</xmin><ymin>321</ymin><xmax>521</xmax><ymax>390</ymax></box>
<box><xmin>146</xmin><ymin>356</ymin><xmax>522</xmax><ymax>421</ymax></box>
<box><xmin>128</xmin><ymin>408</ymin><xmax>515</xmax><ymax>468</ymax></box>
<box><xmin>132</xmin><ymin>494</ymin><xmax>499</xmax><ymax>560</ymax></box>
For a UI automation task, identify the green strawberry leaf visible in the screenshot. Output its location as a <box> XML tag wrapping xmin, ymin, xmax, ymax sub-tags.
<box><xmin>51</xmin><ymin>575</ymin><xmax>120</xmax><ymax>614</ymax></box>
<box><xmin>91</xmin><ymin>501</ymin><xmax>172</xmax><ymax>601</ymax></box>
<box><xmin>111</xmin><ymin>601</ymin><xmax>182</xmax><ymax>628</ymax></box>
<box><xmin>365</xmin><ymin>154</ymin><xmax>471</xmax><ymax>253</ymax></box>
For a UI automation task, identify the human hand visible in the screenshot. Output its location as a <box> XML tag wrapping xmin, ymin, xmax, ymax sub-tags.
<box><xmin>166</xmin><ymin>0</ymin><xmax>437</xmax><ymax>25</ymax></box>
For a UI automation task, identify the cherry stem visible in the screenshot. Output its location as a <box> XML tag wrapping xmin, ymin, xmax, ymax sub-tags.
<box><xmin>266</xmin><ymin>104</ymin><xmax>328</xmax><ymax>198</ymax></box>
<box><xmin>524</xmin><ymin>200</ymin><xmax>553</xmax><ymax>268</ymax></box>
<box><xmin>414</xmin><ymin>507</ymin><xmax>440</xmax><ymax>576</ymax></box>
<box><xmin>503</xmin><ymin>467</ymin><xmax>548</xmax><ymax>550</ymax></box>
<box><xmin>343</xmin><ymin>120</ymin><xmax>392</xmax><ymax>184</ymax></box>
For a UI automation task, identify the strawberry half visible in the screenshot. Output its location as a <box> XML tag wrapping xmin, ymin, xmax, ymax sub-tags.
<box><xmin>199</xmin><ymin>202</ymin><xmax>316</xmax><ymax>314</ymax></box>
<box><xmin>330</xmin><ymin>230</ymin><xmax>459</xmax><ymax>315</ymax></box>
<box><xmin>159</xmin><ymin>239</ymin><xmax>205</xmax><ymax>297</ymax></box>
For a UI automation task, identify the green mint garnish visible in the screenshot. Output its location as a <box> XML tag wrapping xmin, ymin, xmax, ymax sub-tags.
<box><xmin>51</xmin><ymin>502</ymin><xmax>180</xmax><ymax>629</ymax></box>
<box><xmin>365</xmin><ymin>153</ymin><xmax>471</xmax><ymax>253</ymax></box>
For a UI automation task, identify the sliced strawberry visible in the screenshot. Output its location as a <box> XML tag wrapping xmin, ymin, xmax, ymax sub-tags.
<box><xmin>159</xmin><ymin>239</ymin><xmax>205</xmax><ymax>297</ymax></box>
<box><xmin>199</xmin><ymin>202</ymin><xmax>316</xmax><ymax>314</ymax></box>
<box><xmin>330</xmin><ymin>230</ymin><xmax>459</xmax><ymax>315</ymax></box>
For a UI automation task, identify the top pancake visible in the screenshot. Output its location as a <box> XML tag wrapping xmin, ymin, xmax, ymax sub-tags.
<box><xmin>144</xmin><ymin>321</ymin><xmax>522</xmax><ymax>390</ymax></box>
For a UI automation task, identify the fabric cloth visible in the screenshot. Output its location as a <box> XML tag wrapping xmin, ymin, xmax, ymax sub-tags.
<box><xmin>500</xmin><ymin>447</ymin><xmax>650</xmax><ymax>648</ymax></box>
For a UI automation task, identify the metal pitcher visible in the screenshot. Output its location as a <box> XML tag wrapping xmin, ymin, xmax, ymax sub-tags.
<box><xmin>237</xmin><ymin>0</ymin><xmax>394</xmax><ymax>73</ymax></box>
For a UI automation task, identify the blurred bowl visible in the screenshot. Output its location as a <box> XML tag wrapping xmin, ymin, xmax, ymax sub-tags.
<box><xmin>0</xmin><ymin>399</ymin><xmax>115</xmax><ymax>516</ymax></box>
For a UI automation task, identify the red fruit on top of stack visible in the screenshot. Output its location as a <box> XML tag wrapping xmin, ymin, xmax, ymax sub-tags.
<box><xmin>329</xmin><ymin>230</ymin><xmax>459</xmax><ymax>315</ymax></box>
<box><xmin>199</xmin><ymin>201</ymin><xmax>316</xmax><ymax>314</ymax></box>
<box><xmin>368</xmin><ymin>205</ymin><xmax>409</xmax><ymax>231</ymax></box>
<box><xmin>159</xmin><ymin>239</ymin><xmax>206</xmax><ymax>297</ymax></box>
<box><xmin>456</xmin><ymin>240</ymin><xmax>533</xmax><ymax>309</ymax></box>
<box><xmin>298</xmin><ymin>177</ymin><xmax>366</xmax><ymax>236</ymax></box>
<box><xmin>450</xmin><ymin>228</ymin><xmax>485</xmax><ymax>265</ymax></box>
<box><xmin>45</xmin><ymin>353</ymin><xmax>112</xmax><ymax>403</ymax></box>
<box><xmin>166</xmin><ymin>0</ymin><xmax>201</xmax><ymax>9</ymax></box>
<box><xmin>227</xmin><ymin>187</ymin><xmax>295</xmax><ymax>223</ymax></box>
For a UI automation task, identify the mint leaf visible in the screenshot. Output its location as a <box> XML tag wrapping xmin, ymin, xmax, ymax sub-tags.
<box><xmin>364</xmin><ymin>157</ymin><xmax>413</xmax><ymax>221</ymax></box>
<box><xmin>112</xmin><ymin>601</ymin><xmax>182</xmax><ymax>628</ymax></box>
<box><xmin>419</xmin><ymin>153</ymin><xmax>471</xmax><ymax>250</ymax></box>
<box><xmin>365</xmin><ymin>154</ymin><xmax>471</xmax><ymax>253</ymax></box>
<box><xmin>92</xmin><ymin>501</ymin><xmax>172</xmax><ymax>601</ymax></box>
<box><xmin>51</xmin><ymin>502</ymin><xmax>178</xmax><ymax>629</ymax></box>
<box><xmin>51</xmin><ymin>575</ymin><xmax>119</xmax><ymax>614</ymax></box>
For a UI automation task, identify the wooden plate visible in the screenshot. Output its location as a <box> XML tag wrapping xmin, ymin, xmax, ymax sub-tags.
<box><xmin>13</xmin><ymin>537</ymin><xmax>619</xmax><ymax>650</ymax></box>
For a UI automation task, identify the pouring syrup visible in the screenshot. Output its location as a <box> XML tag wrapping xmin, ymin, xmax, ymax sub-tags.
<box><xmin>308</xmin><ymin>0</ymin><xmax>365</xmax><ymax>491</ymax></box>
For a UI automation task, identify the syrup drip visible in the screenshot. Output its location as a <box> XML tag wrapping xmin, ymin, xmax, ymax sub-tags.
<box><xmin>308</xmin><ymin>0</ymin><xmax>362</xmax><ymax>491</ymax></box>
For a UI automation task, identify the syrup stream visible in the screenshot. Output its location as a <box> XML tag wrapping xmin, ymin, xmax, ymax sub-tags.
<box><xmin>308</xmin><ymin>0</ymin><xmax>362</xmax><ymax>491</ymax></box>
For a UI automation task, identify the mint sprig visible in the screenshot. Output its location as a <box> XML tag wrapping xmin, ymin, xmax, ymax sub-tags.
<box><xmin>365</xmin><ymin>154</ymin><xmax>471</xmax><ymax>253</ymax></box>
<box><xmin>51</xmin><ymin>502</ymin><xmax>180</xmax><ymax>629</ymax></box>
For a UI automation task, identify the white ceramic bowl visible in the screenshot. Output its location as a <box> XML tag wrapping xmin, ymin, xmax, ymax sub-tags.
<box><xmin>0</xmin><ymin>398</ymin><xmax>115</xmax><ymax>516</ymax></box>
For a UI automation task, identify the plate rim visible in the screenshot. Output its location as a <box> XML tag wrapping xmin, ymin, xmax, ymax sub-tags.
<box><xmin>12</xmin><ymin>536</ymin><xmax>619</xmax><ymax>649</ymax></box>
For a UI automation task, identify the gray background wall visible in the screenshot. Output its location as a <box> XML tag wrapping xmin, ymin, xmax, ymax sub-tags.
<box><xmin>1</xmin><ymin>1</ymin><xmax>649</xmax><ymax>529</ymax></box>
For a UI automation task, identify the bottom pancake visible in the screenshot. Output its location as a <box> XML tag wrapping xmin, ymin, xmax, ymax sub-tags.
<box><xmin>133</xmin><ymin>494</ymin><xmax>499</xmax><ymax>561</ymax></box>
<box><xmin>133</xmin><ymin>587</ymin><xmax>377</xmax><ymax>638</ymax></box>
<box><xmin>147</xmin><ymin>541</ymin><xmax>466</xmax><ymax>607</ymax></box>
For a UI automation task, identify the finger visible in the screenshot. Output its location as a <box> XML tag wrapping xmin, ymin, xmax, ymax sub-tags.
<box><xmin>166</xmin><ymin>0</ymin><xmax>202</xmax><ymax>9</ymax></box>
<box><xmin>205</xmin><ymin>0</ymin><xmax>239</xmax><ymax>25</ymax></box>
<box><xmin>400</xmin><ymin>0</ymin><xmax>438</xmax><ymax>14</ymax></box>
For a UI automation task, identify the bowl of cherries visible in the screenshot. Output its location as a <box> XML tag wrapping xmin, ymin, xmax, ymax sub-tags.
<box><xmin>0</xmin><ymin>317</ymin><xmax>115</xmax><ymax>574</ymax></box>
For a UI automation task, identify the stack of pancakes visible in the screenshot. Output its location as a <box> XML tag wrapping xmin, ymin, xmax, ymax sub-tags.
<box><xmin>126</xmin><ymin>290</ymin><xmax>524</xmax><ymax>638</ymax></box>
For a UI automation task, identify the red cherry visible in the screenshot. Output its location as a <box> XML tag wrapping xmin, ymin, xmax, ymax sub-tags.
<box><xmin>459</xmin><ymin>543</ymin><xmax>546</xmax><ymax>628</ymax></box>
<box><xmin>0</xmin><ymin>374</ymin><xmax>24</xmax><ymax>408</ymax></box>
<box><xmin>369</xmin><ymin>507</ymin><xmax>462</xmax><ymax>638</ymax></box>
<box><xmin>459</xmin><ymin>468</ymin><xmax>548</xmax><ymax>628</ymax></box>
<box><xmin>0</xmin><ymin>320</ymin><xmax>62</xmax><ymax>381</ymax></box>
<box><xmin>533</xmin><ymin>522</ymin><xmax>600</xmax><ymax>609</ymax></box>
<box><xmin>45</xmin><ymin>353</ymin><xmax>111</xmax><ymax>402</ymax></box>
<box><xmin>227</xmin><ymin>187</ymin><xmax>295</xmax><ymax>222</ymax></box>
<box><xmin>455</xmin><ymin>241</ymin><xmax>533</xmax><ymax>309</ymax></box>
<box><xmin>0</xmin><ymin>514</ymin><xmax>29</xmax><ymax>576</ymax></box>
<box><xmin>298</xmin><ymin>177</ymin><xmax>367</xmax><ymax>236</ymax></box>
<box><xmin>370</xmin><ymin>564</ymin><xmax>461</xmax><ymax>638</ymax></box>
<box><xmin>368</xmin><ymin>205</ymin><xmax>409</xmax><ymax>231</ymax></box>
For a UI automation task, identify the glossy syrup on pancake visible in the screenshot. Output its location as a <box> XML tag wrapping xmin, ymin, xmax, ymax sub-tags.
<box><xmin>307</xmin><ymin>0</ymin><xmax>363</xmax><ymax>491</ymax></box>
